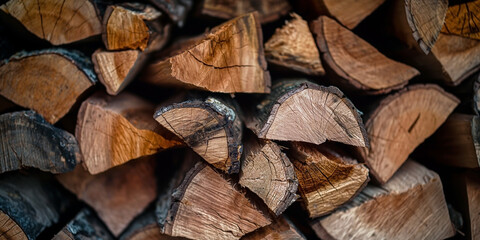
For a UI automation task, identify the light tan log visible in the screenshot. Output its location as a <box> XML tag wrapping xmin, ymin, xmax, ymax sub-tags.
<box><xmin>311</xmin><ymin>16</ymin><xmax>419</xmax><ymax>94</ymax></box>
<box><xmin>311</xmin><ymin>160</ymin><xmax>455</xmax><ymax>240</ymax></box>
<box><xmin>288</xmin><ymin>142</ymin><xmax>369</xmax><ymax>218</ymax></box>
<box><xmin>0</xmin><ymin>0</ymin><xmax>102</xmax><ymax>45</ymax></box>
<box><xmin>76</xmin><ymin>92</ymin><xmax>183</xmax><ymax>174</ymax></box>
<box><xmin>242</xmin><ymin>216</ymin><xmax>306</xmax><ymax>240</ymax></box>
<box><xmin>265</xmin><ymin>13</ymin><xmax>324</xmax><ymax>76</ymax></box>
<box><xmin>142</xmin><ymin>12</ymin><xmax>271</xmax><ymax>93</ymax></box>
<box><xmin>245</xmin><ymin>80</ymin><xmax>368</xmax><ymax>147</ymax></box>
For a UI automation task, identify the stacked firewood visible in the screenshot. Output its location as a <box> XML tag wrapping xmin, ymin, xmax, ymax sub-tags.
<box><xmin>0</xmin><ymin>0</ymin><xmax>479</xmax><ymax>239</ymax></box>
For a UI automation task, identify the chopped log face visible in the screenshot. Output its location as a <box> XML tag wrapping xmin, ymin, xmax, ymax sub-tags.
<box><xmin>242</xmin><ymin>216</ymin><xmax>306</xmax><ymax>240</ymax></box>
<box><xmin>442</xmin><ymin>0</ymin><xmax>480</xmax><ymax>40</ymax></box>
<box><xmin>0</xmin><ymin>172</ymin><xmax>71</xmax><ymax>240</ymax></box>
<box><xmin>76</xmin><ymin>92</ymin><xmax>182</xmax><ymax>174</ymax></box>
<box><xmin>264</xmin><ymin>13</ymin><xmax>324</xmax><ymax>76</ymax></box>
<box><xmin>431</xmin><ymin>33</ymin><xmax>480</xmax><ymax>86</ymax></box>
<box><xmin>142</xmin><ymin>12</ymin><xmax>271</xmax><ymax>93</ymax></box>
<box><xmin>162</xmin><ymin>162</ymin><xmax>272</xmax><ymax>239</ymax></box>
<box><xmin>0</xmin><ymin>0</ymin><xmax>102</xmax><ymax>45</ymax></box>
<box><xmin>311</xmin><ymin>160</ymin><xmax>455</xmax><ymax>240</ymax></box>
<box><xmin>0</xmin><ymin>49</ymin><xmax>97</xmax><ymax>124</ymax></box>
<box><xmin>53</xmin><ymin>208</ymin><xmax>113</xmax><ymax>240</ymax></box>
<box><xmin>288</xmin><ymin>142</ymin><xmax>369</xmax><ymax>218</ymax></box>
<box><xmin>148</xmin><ymin>0</ymin><xmax>193</xmax><ymax>27</ymax></box>
<box><xmin>57</xmin><ymin>157</ymin><xmax>158</xmax><ymax>236</ymax></box>
<box><xmin>155</xmin><ymin>96</ymin><xmax>243</xmax><ymax>174</ymax></box>
<box><xmin>0</xmin><ymin>111</ymin><xmax>79</xmax><ymax>174</ymax></box>
<box><xmin>420</xmin><ymin>113</ymin><xmax>480</xmax><ymax>168</ymax></box>
<box><xmin>239</xmin><ymin>136</ymin><xmax>298</xmax><ymax>215</ymax></box>
<box><xmin>360</xmin><ymin>84</ymin><xmax>459</xmax><ymax>184</ymax></box>
<box><xmin>199</xmin><ymin>0</ymin><xmax>290</xmax><ymax>24</ymax></box>
<box><xmin>245</xmin><ymin>80</ymin><xmax>369</xmax><ymax>147</ymax></box>
<box><xmin>311</xmin><ymin>16</ymin><xmax>419</xmax><ymax>94</ymax></box>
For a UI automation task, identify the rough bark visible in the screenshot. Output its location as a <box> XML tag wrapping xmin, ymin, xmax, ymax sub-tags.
<box><xmin>147</xmin><ymin>0</ymin><xmax>193</xmax><ymax>27</ymax></box>
<box><xmin>120</xmin><ymin>210</ymin><xmax>186</xmax><ymax>240</ymax></box>
<box><xmin>53</xmin><ymin>208</ymin><xmax>114</xmax><ymax>240</ymax></box>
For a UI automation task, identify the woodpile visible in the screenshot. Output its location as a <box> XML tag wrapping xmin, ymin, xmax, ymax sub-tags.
<box><xmin>0</xmin><ymin>0</ymin><xmax>479</xmax><ymax>239</ymax></box>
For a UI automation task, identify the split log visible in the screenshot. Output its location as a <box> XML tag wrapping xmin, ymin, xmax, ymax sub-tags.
<box><xmin>245</xmin><ymin>80</ymin><xmax>369</xmax><ymax>147</ymax></box>
<box><xmin>76</xmin><ymin>92</ymin><xmax>182</xmax><ymax>174</ymax></box>
<box><xmin>287</xmin><ymin>142</ymin><xmax>369</xmax><ymax>218</ymax></box>
<box><xmin>390</xmin><ymin>0</ymin><xmax>448</xmax><ymax>54</ymax></box>
<box><xmin>120</xmin><ymin>210</ymin><xmax>185</xmax><ymax>240</ymax></box>
<box><xmin>264</xmin><ymin>13</ymin><xmax>325</xmax><ymax>76</ymax></box>
<box><xmin>0</xmin><ymin>171</ymin><xmax>73</xmax><ymax>240</ymax></box>
<box><xmin>57</xmin><ymin>157</ymin><xmax>158</xmax><ymax>236</ymax></box>
<box><xmin>295</xmin><ymin>0</ymin><xmax>385</xmax><ymax>29</ymax></box>
<box><xmin>462</xmin><ymin>172</ymin><xmax>479</xmax><ymax>239</ymax></box>
<box><xmin>53</xmin><ymin>208</ymin><xmax>113</xmax><ymax>240</ymax></box>
<box><xmin>147</xmin><ymin>0</ymin><xmax>193</xmax><ymax>27</ymax></box>
<box><xmin>239</xmin><ymin>135</ymin><xmax>298</xmax><ymax>215</ymax></box>
<box><xmin>0</xmin><ymin>49</ymin><xmax>97</xmax><ymax>124</ymax></box>
<box><xmin>360</xmin><ymin>84</ymin><xmax>459</xmax><ymax>184</ymax></box>
<box><xmin>158</xmin><ymin>161</ymin><xmax>272</xmax><ymax>239</ymax></box>
<box><xmin>0</xmin><ymin>111</ymin><xmax>79</xmax><ymax>174</ymax></box>
<box><xmin>442</xmin><ymin>0</ymin><xmax>480</xmax><ymax>40</ymax></box>
<box><xmin>311</xmin><ymin>160</ymin><xmax>455</xmax><ymax>240</ymax></box>
<box><xmin>154</xmin><ymin>95</ymin><xmax>242</xmax><ymax>174</ymax></box>
<box><xmin>420</xmin><ymin>113</ymin><xmax>480</xmax><ymax>168</ymax></box>
<box><xmin>142</xmin><ymin>12</ymin><xmax>271</xmax><ymax>93</ymax></box>
<box><xmin>242</xmin><ymin>216</ymin><xmax>306</xmax><ymax>240</ymax></box>
<box><xmin>0</xmin><ymin>0</ymin><xmax>102</xmax><ymax>45</ymax></box>
<box><xmin>198</xmin><ymin>0</ymin><xmax>290</xmax><ymax>24</ymax></box>
<box><xmin>311</xmin><ymin>16</ymin><xmax>419</xmax><ymax>94</ymax></box>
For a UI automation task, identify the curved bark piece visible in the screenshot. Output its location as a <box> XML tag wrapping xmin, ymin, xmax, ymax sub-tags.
<box><xmin>288</xmin><ymin>142</ymin><xmax>369</xmax><ymax>218</ymax></box>
<box><xmin>199</xmin><ymin>0</ymin><xmax>290</xmax><ymax>24</ymax></box>
<box><xmin>391</xmin><ymin>0</ymin><xmax>448</xmax><ymax>54</ymax></box>
<box><xmin>239</xmin><ymin>136</ymin><xmax>298</xmax><ymax>215</ymax></box>
<box><xmin>245</xmin><ymin>80</ymin><xmax>369</xmax><ymax>147</ymax></box>
<box><xmin>0</xmin><ymin>49</ymin><xmax>97</xmax><ymax>124</ymax></box>
<box><xmin>0</xmin><ymin>172</ymin><xmax>72</xmax><ymax>240</ymax></box>
<box><xmin>53</xmin><ymin>208</ymin><xmax>114</xmax><ymax>240</ymax></box>
<box><xmin>311</xmin><ymin>160</ymin><xmax>455</xmax><ymax>240</ymax></box>
<box><xmin>442</xmin><ymin>1</ymin><xmax>480</xmax><ymax>40</ymax></box>
<box><xmin>76</xmin><ymin>92</ymin><xmax>182</xmax><ymax>174</ymax></box>
<box><xmin>265</xmin><ymin>13</ymin><xmax>324</xmax><ymax>76</ymax></box>
<box><xmin>155</xmin><ymin>95</ymin><xmax>243</xmax><ymax>174</ymax></box>
<box><xmin>57</xmin><ymin>157</ymin><xmax>158</xmax><ymax>236</ymax></box>
<box><xmin>242</xmin><ymin>216</ymin><xmax>306</xmax><ymax>240</ymax></box>
<box><xmin>311</xmin><ymin>16</ymin><xmax>419</xmax><ymax>94</ymax></box>
<box><xmin>420</xmin><ymin>113</ymin><xmax>480</xmax><ymax>168</ymax></box>
<box><xmin>0</xmin><ymin>0</ymin><xmax>102</xmax><ymax>45</ymax></box>
<box><xmin>142</xmin><ymin>12</ymin><xmax>271</xmax><ymax>93</ymax></box>
<box><xmin>162</xmin><ymin>162</ymin><xmax>272</xmax><ymax>239</ymax></box>
<box><xmin>360</xmin><ymin>84</ymin><xmax>459</xmax><ymax>184</ymax></box>
<box><xmin>0</xmin><ymin>110</ymin><xmax>79</xmax><ymax>174</ymax></box>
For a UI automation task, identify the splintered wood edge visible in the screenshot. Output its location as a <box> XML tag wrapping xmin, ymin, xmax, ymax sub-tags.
<box><xmin>312</xmin><ymin>16</ymin><xmax>419</xmax><ymax>94</ymax></box>
<box><xmin>155</xmin><ymin>98</ymin><xmax>242</xmax><ymax>173</ymax></box>
<box><xmin>258</xmin><ymin>81</ymin><xmax>369</xmax><ymax>147</ymax></box>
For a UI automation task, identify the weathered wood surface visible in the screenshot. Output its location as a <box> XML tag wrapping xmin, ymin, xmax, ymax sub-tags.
<box><xmin>242</xmin><ymin>216</ymin><xmax>306</xmax><ymax>240</ymax></box>
<box><xmin>53</xmin><ymin>208</ymin><xmax>114</xmax><ymax>240</ymax></box>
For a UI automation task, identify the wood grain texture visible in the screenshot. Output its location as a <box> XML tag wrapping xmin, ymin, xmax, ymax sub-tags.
<box><xmin>142</xmin><ymin>12</ymin><xmax>271</xmax><ymax>93</ymax></box>
<box><xmin>76</xmin><ymin>92</ymin><xmax>182</xmax><ymax>174</ymax></box>
<box><xmin>155</xmin><ymin>96</ymin><xmax>242</xmax><ymax>173</ymax></box>
<box><xmin>162</xmin><ymin>162</ymin><xmax>272</xmax><ymax>239</ymax></box>
<box><xmin>0</xmin><ymin>111</ymin><xmax>79</xmax><ymax>174</ymax></box>
<box><xmin>0</xmin><ymin>172</ymin><xmax>71</xmax><ymax>240</ymax></box>
<box><xmin>239</xmin><ymin>136</ymin><xmax>298</xmax><ymax>215</ymax></box>
<box><xmin>242</xmin><ymin>216</ymin><xmax>306</xmax><ymax>240</ymax></box>
<box><xmin>466</xmin><ymin>172</ymin><xmax>480</xmax><ymax>239</ymax></box>
<box><xmin>0</xmin><ymin>49</ymin><xmax>97</xmax><ymax>124</ymax></box>
<box><xmin>200</xmin><ymin>0</ymin><xmax>290</xmax><ymax>23</ymax></box>
<box><xmin>288</xmin><ymin>142</ymin><xmax>369</xmax><ymax>218</ymax></box>
<box><xmin>311</xmin><ymin>160</ymin><xmax>455</xmax><ymax>240</ymax></box>
<box><xmin>0</xmin><ymin>0</ymin><xmax>102</xmax><ymax>45</ymax></box>
<box><xmin>53</xmin><ymin>208</ymin><xmax>113</xmax><ymax>240</ymax></box>
<box><xmin>57</xmin><ymin>157</ymin><xmax>158</xmax><ymax>236</ymax></box>
<box><xmin>311</xmin><ymin>16</ymin><xmax>419</xmax><ymax>94</ymax></box>
<box><xmin>265</xmin><ymin>13</ymin><xmax>324</xmax><ymax>76</ymax></box>
<box><xmin>442</xmin><ymin>0</ymin><xmax>480</xmax><ymax>40</ymax></box>
<box><xmin>120</xmin><ymin>211</ymin><xmax>186</xmax><ymax>240</ymax></box>
<box><xmin>245</xmin><ymin>80</ymin><xmax>368</xmax><ymax>147</ymax></box>
<box><xmin>360</xmin><ymin>84</ymin><xmax>459</xmax><ymax>184</ymax></box>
